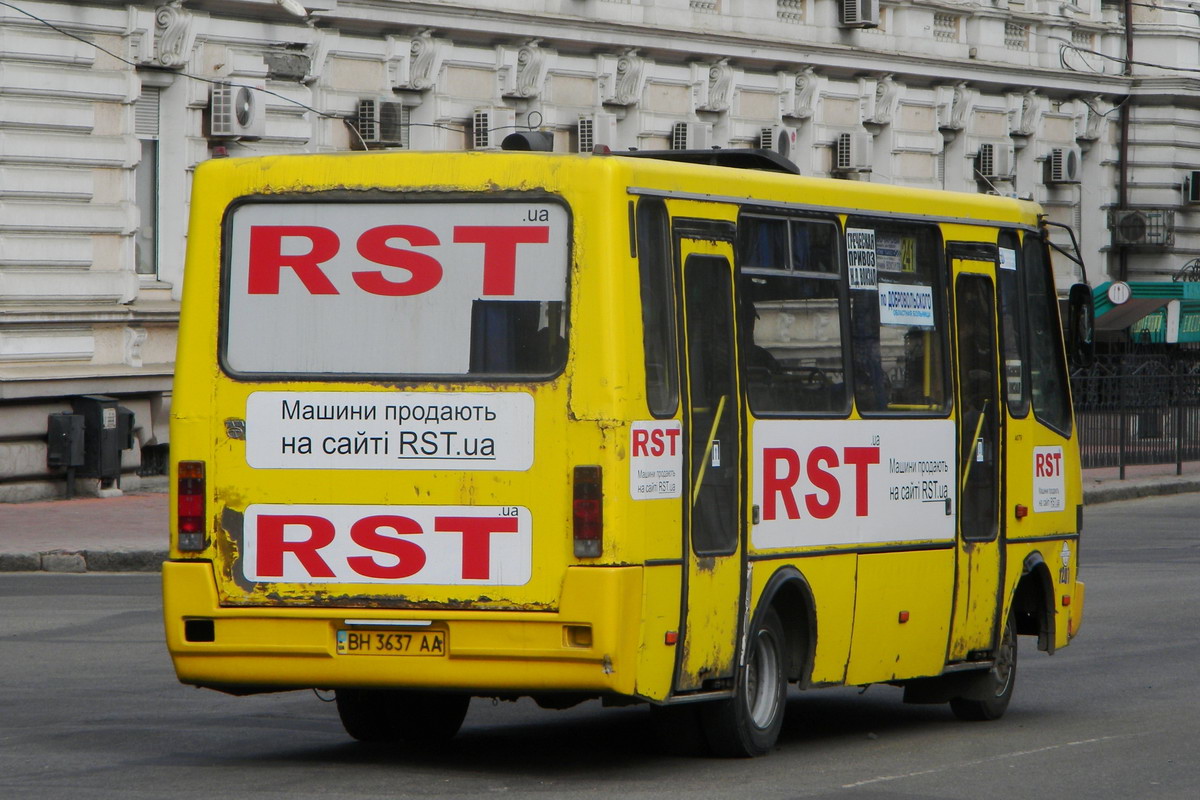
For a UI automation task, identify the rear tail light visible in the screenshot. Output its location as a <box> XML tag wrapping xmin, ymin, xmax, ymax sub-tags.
<box><xmin>177</xmin><ymin>460</ymin><xmax>207</xmax><ymax>552</ymax></box>
<box><xmin>573</xmin><ymin>465</ymin><xmax>602</xmax><ymax>558</ymax></box>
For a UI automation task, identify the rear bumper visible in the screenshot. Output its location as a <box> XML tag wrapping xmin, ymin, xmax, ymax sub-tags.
<box><xmin>162</xmin><ymin>560</ymin><xmax>643</xmax><ymax>696</ymax></box>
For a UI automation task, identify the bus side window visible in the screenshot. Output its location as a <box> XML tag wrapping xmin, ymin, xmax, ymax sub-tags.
<box><xmin>997</xmin><ymin>230</ymin><xmax>1030</xmax><ymax>418</ymax></box>
<box><xmin>636</xmin><ymin>198</ymin><xmax>678</xmax><ymax>417</ymax></box>
<box><xmin>1022</xmin><ymin>233</ymin><xmax>1072</xmax><ymax>435</ymax></box>
<box><xmin>737</xmin><ymin>216</ymin><xmax>849</xmax><ymax>415</ymax></box>
<box><xmin>847</xmin><ymin>219</ymin><xmax>950</xmax><ymax>416</ymax></box>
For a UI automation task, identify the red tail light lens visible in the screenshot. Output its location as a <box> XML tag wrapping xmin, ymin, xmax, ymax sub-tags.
<box><xmin>177</xmin><ymin>460</ymin><xmax>206</xmax><ymax>552</ymax></box>
<box><xmin>573</xmin><ymin>465</ymin><xmax>602</xmax><ymax>558</ymax></box>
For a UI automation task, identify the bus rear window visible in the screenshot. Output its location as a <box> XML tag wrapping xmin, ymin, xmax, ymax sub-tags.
<box><xmin>222</xmin><ymin>200</ymin><xmax>569</xmax><ymax>378</ymax></box>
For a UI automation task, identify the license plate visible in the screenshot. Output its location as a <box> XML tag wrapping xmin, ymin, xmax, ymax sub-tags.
<box><xmin>336</xmin><ymin>629</ymin><xmax>446</xmax><ymax>657</ymax></box>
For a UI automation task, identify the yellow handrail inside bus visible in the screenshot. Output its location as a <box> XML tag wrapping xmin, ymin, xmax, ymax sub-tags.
<box><xmin>693</xmin><ymin>394</ymin><xmax>728</xmax><ymax>506</ymax></box>
<box><xmin>959</xmin><ymin>398</ymin><xmax>991</xmax><ymax>494</ymax></box>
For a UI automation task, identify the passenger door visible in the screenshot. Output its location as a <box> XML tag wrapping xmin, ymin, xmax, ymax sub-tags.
<box><xmin>949</xmin><ymin>259</ymin><xmax>1004</xmax><ymax>661</ymax></box>
<box><xmin>674</xmin><ymin>230</ymin><xmax>744</xmax><ymax>692</ymax></box>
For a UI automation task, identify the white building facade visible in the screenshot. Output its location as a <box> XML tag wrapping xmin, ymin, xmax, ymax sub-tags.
<box><xmin>0</xmin><ymin>0</ymin><xmax>1196</xmax><ymax>499</ymax></box>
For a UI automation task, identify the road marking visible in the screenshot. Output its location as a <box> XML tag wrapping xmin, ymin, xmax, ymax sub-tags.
<box><xmin>842</xmin><ymin>734</ymin><xmax>1145</xmax><ymax>788</ymax></box>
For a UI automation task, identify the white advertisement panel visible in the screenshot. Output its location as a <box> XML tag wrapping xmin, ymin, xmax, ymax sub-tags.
<box><xmin>225</xmin><ymin>201</ymin><xmax>568</xmax><ymax>375</ymax></box>
<box><xmin>1032</xmin><ymin>445</ymin><xmax>1066</xmax><ymax>512</ymax></box>
<box><xmin>245</xmin><ymin>391</ymin><xmax>534</xmax><ymax>471</ymax></box>
<box><xmin>629</xmin><ymin>420</ymin><xmax>683</xmax><ymax>499</ymax></box>
<box><xmin>241</xmin><ymin>503</ymin><xmax>532</xmax><ymax>585</ymax></box>
<box><xmin>752</xmin><ymin>419</ymin><xmax>956</xmax><ymax>550</ymax></box>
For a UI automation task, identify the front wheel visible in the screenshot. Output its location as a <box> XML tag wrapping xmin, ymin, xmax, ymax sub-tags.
<box><xmin>702</xmin><ymin>608</ymin><xmax>788</xmax><ymax>757</ymax></box>
<box><xmin>950</xmin><ymin>612</ymin><xmax>1017</xmax><ymax>722</ymax></box>
<box><xmin>335</xmin><ymin>689</ymin><xmax>470</xmax><ymax>744</ymax></box>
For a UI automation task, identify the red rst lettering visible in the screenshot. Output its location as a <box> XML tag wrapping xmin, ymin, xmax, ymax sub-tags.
<box><xmin>843</xmin><ymin>446</ymin><xmax>881</xmax><ymax>517</ymax></box>
<box><xmin>664</xmin><ymin>428</ymin><xmax>680</xmax><ymax>456</ymax></box>
<box><xmin>804</xmin><ymin>446</ymin><xmax>841</xmax><ymax>520</ymax></box>
<box><xmin>762</xmin><ymin>448</ymin><xmax>802</xmax><ymax>521</ymax></box>
<box><xmin>255</xmin><ymin>514</ymin><xmax>337</xmax><ymax>578</ymax></box>
<box><xmin>352</xmin><ymin>225</ymin><xmax>443</xmax><ymax>296</ymax></box>
<box><xmin>248</xmin><ymin>226</ymin><xmax>340</xmax><ymax>295</ymax></box>
<box><xmin>453</xmin><ymin>226</ymin><xmax>550</xmax><ymax>295</ymax></box>
<box><xmin>632</xmin><ymin>429</ymin><xmax>650</xmax><ymax>457</ymax></box>
<box><xmin>434</xmin><ymin>516</ymin><xmax>520</xmax><ymax>580</ymax></box>
<box><xmin>347</xmin><ymin>515</ymin><xmax>427</xmax><ymax>579</ymax></box>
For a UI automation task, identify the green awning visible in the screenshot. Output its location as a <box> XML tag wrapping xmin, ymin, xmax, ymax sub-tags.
<box><xmin>1094</xmin><ymin>280</ymin><xmax>1200</xmax><ymax>342</ymax></box>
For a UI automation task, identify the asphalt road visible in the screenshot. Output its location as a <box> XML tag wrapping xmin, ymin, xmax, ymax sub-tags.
<box><xmin>1</xmin><ymin>494</ymin><xmax>1197</xmax><ymax>799</ymax></box>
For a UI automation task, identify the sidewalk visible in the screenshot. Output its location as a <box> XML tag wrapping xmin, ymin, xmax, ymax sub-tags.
<box><xmin>2</xmin><ymin>466</ymin><xmax>1198</xmax><ymax>572</ymax></box>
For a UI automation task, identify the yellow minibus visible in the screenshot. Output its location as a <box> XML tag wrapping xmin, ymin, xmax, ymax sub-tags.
<box><xmin>165</xmin><ymin>148</ymin><xmax>1087</xmax><ymax>756</ymax></box>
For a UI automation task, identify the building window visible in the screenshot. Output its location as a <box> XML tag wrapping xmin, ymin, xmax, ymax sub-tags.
<box><xmin>134</xmin><ymin>86</ymin><xmax>160</xmax><ymax>277</ymax></box>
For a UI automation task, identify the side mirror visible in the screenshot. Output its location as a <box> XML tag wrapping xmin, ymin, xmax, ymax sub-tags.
<box><xmin>1067</xmin><ymin>283</ymin><xmax>1095</xmax><ymax>369</ymax></box>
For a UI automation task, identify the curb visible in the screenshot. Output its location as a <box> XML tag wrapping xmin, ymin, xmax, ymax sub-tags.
<box><xmin>0</xmin><ymin>550</ymin><xmax>166</xmax><ymax>573</ymax></box>
<box><xmin>1083</xmin><ymin>477</ymin><xmax>1200</xmax><ymax>506</ymax></box>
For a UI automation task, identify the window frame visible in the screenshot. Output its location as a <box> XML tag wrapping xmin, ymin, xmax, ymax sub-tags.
<box><xmin>735</xmin><ymin>210</ymin><xmax>852</xmax><ymax>419</ymax></box>
<box><xmin>997</xmin><ymin>229</ymin><xmax>1031</xmax><ymax>419</ymax></box>
<box><xmin>1020</xmin><ymin>230</ymin><xmax>1073</xmax><ymax>437</ymax></box>
<box><xmin>636</xmin><ymin>197</ymin><xmax>680</xmax><ymax>418</ymax></box>
<box><xmin>844</xmin><ymin>215</ymin><xmax>952</xmax><ymax>419</ymax></box>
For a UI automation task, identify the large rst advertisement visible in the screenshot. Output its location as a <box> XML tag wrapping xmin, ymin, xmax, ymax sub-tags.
<box><xmin>224</xmin><ymin>200</ymin><xmax>568</xmax><ymax>376</ymax></box>
<box><xmin>752</xmin><ymin>419</ymin><xmax>956</xmax><ymax>549</ymax></box>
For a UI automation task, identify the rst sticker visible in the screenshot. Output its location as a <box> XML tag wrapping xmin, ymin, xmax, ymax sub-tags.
<box><xmin>753</xmin><ymin>419</ymin><xmax>954</xmax><ymax>549</ymax></box>
<box><xmin>241</xmin><ymin>504</ymin><xmax>531</xmax><ymax>585</ymax></box>
<box><xmin>1033</xmin><ymin>446</ymin><xmax>1066</xmax><ymax>512</ymax></box>
<box><xmin>630</xmin><ymin>420</ymin><xmax>682</xmax><ymax>499</ymax></box>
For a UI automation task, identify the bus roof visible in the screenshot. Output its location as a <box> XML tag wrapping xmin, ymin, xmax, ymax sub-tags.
<box><xmin>195</xmin><ymin>148</ymin><xmax>1041</xmax><ymax>228</ymax></box>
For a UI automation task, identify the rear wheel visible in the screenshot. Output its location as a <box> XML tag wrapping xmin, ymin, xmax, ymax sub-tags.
<box><xmin>950</xmin><ymin>612</ymin><xmax>1017</xmax><ymax>722</ymax></box>
<box><xmin>702</xmin><ymin>608</ymin><xmax>788</xmax><ymax>757</ymax></box>
<box><xmin>335</xmin><ymin>689</ymin><xmax>470</xmax><ymax>744</ymax></box>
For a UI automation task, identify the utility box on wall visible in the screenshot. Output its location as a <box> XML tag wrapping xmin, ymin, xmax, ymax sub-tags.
<box><xmin>70</xmin><ymin>395</ymin><xmax>133</xmax><ymax>485</ymax></box>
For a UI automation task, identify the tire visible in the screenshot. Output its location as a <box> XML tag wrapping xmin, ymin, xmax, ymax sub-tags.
<box><xmin>701</xmin><ymin>608</ymin><xmax>788</xmax><ymax>757</ymax></box>
<box><xmin>950</xmin><ymin>612</ymin><xmax>1018</xmax><ymax>722</ymax></box>
<box><xmin>335</xmin><ymin>689</ymin><xmax>470</xmax><ymax>744</ymax></box>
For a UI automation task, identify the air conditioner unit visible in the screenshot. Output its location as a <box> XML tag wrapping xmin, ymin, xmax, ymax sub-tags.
<box><xmin>975</xmin><ymin>142</ymin><xmax>1014</xmax><ymax>181</ymax></box>
<box><xmin>578</xmin><ymin>112</ymin><xmax>618</xmax><ymax>153</ymax></box>
<box><xmin>472</xmin><ymin>107</ymin><xmax>518</xmax><ymax>150</ymax></box>
<box><xmin>832</xmin><ymin>132</ymin><xmax>872</xmax><ymax>172</ymax></box>
<box><xmin>354</xmin><ymin>99</ymin><xmax>410</xmax><ymax>147</ymax></box>
<box><xmin>209</xmin><ymin>81</ymin><xmax>265</xmax><ymax>139</ymax></box>
<box><xmin>759</xmin><ymin>125</ymin><xmax>798</xmax><ymax>162</ymax></box>
<box><xmin>1186</xmin><ymin>170</ymin><xmax>1200</xmax><ymax>204</ymax></box>
<box><xmin>1109</xmin><ymin>209</ymin><xmax>1175</xmax><ymax>246</ymax></box>
<box><xmin>840</xmin><ymin>0</ymin><xmax>880</xmax><ymax>28</ymax></box>
<box><xmin>671</xmin><ymin>121</ymin><xmax>712</xmax><ymax>151</ymax></box>
<box><xmin>1045</xmin><ymin>146</ymin><xmax>1081</xmax><ymax>185</ymax></box>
